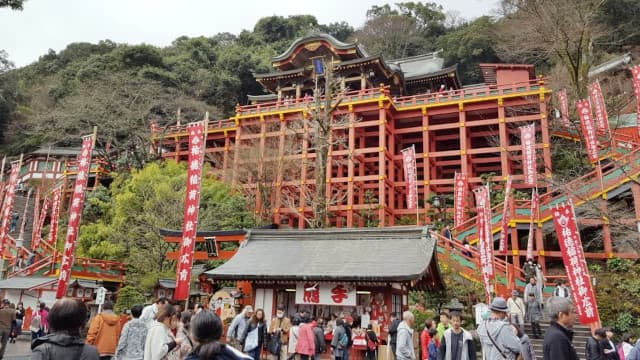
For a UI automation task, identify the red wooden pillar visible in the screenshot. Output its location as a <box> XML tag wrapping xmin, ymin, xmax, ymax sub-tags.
<box><xmin>497</xmin><ymin>98</ymin><xmax>510</xmax><ymax>179</ymax></box>
<box><xmin>458</xmin><ymin>103</ymin><xmax>468</xmax><ymax>182</ymax></box>
<box><xmin>347</xmin><ymin>112</ymin><xmax>356</xmax><ymax>227</ymax></box>
<box><xmin>299</xmin><ymin>115</ymin><xmax>310</xmax><ymax>229</ymax></box>
<box><xmin>422</xmin><ymin>108</ymin><xmax>430</xmax><ymax>224</ymax></box>
<box><xmin>631</xmin><ymin>183</ymin><xmax>640</xmax><ymax>245</ymax></box>
<box><xmin>539</xmin><ymin>87</ymin><xmax>553</xmax><ymax>183</ymax></box>
<box><xmin>601</xmin><ymin>195</ymin><xmax>613</xmax><ymax>257</ymax></box>
<box><xmin>387</xmin><ymin>115</ymin><xmax>395</xmax><ymax>226</ymax></box>
<box><xmin>378</xmin><ymin>106</ymin><xmax>387</xmax><ymax>227</ymax></box>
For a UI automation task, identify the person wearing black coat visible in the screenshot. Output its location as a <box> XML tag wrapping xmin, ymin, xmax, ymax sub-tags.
<box><xmin>388</xmin><ymin>314</ymin><xmax>402</xmax><ymax>360</ymax></box>
<box><xmin>586</xmin><ymin>328</ymin><xmax>606</xmax><ymax>360</ymax></box>
<box><xmin>542</xmin><ymin>297</ymin><xmax>579</xmax><ymax>360</ymax></box>
<box><xmin>365</xmin><ymin>325</ymin><xmax>379</xmax><ymax>360</ymax></box>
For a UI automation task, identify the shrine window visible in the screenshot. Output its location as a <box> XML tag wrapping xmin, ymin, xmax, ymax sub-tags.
<box><xmin>391</xmin><ymin>294</ymin><xmax>402</xmax><ymax>315</ymax></box>
<box><xmin>205</xmin><ymin>237</ymin><xmax>218</xmax><ymax>257</ymax></box>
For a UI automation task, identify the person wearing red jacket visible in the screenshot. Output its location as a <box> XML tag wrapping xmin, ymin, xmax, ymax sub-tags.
<box><xmin>420</xmin><ymin>320</ymin><xmax>436</xmax><ymax>360</ymax></box>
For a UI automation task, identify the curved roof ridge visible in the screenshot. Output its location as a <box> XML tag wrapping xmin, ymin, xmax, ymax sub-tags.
<box><xmin>272</xmin><ymin>33</ymin><xmax>365</xmax><ymax>62</ymax></box>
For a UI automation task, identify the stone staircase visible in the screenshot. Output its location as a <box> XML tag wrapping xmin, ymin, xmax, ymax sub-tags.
<box><xmin>9</xmin><ymin>192</ymin><xmax>36</xmax><ymax>249</ymax></box>
<box><xmin>524</xmin><ymin>322</ymin><xmax>591</xmax><ymax>360</ymax></box>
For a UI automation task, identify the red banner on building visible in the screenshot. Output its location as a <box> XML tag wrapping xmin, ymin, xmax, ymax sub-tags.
<box><xmin>526</xmin><ymin>189</ymin><xmax>539</xmax><ymax>260</ymax></box>
<box><xmin>474</xmin><ymin>186</ymin><xmax>494</xmax><ymax>302</ymax></box>
<box><xmin>30</xmin><ymin>188</ymin><xmax>41</xmax><ymax>250</ymax></box>
<box><xmin>588</xmin><ymin>81</ymin><xmax>610</xmax><ymax>134</ymax></box>
<box><xmin>520</xmin><ymin>125</ymin><xmax>537</xmax><ymax>186</ymax></box>
<box><xmin>32</xmin><ymin>197</ymin><xmax>50</xmax><ymax>250</ymax></box>
<box><xmin>401</xmin><ymin>145</ymin><xmax>418</xmax><ymax>210</ymax></box>
<box><xmin>174</xmin><ymin>121</ymin><xmax>207</xmax><ymax>300</ymax></box>
<box><xmin>498</xmin><ymin>176</ymin><xmax>512</xmax><ymax>254</ymax></box>
<box><xmin>55</xmin><ymin>134</ymin><xmax>95</xmax><ymax>299</ymax></box>
<box><xmin>557</xmin><ymin>89</ymin><xmax>571</xmax><ymax>130</ymax></box>
<box><xmin>552</xmin><ymin>202</ymin><xmax>599</xmax><ymax>324</ymax></box>
<box><xmin>631</xmin><ymin>65</ymin><xmax>640</xmax><ymax>137</ymax></box>
<box><xmin>453</xmin><ymin>172</ymin><xmax>467</xmax><ymax>228</ymax></box>
<box><xmin>47</xmin><ymin>187</ymin><xmax>61</xmax><ymax>246</ymax></box>
<box><xmin>0</xmin><ymin>160</ymin><xmax>22</xmax><ymax>255</ymax></box>
<box><xmin>576</xmin><ymin>99</ymin><xmax>599</xmax><ymax>163</ymax></box>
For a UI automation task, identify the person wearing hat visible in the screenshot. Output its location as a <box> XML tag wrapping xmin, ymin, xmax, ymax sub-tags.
<box><xmin>507</xmin><ymin>290</ymin><xmax>525</xmax><ymax>333</ymax></box>
<box><xmin>227</xmin><ymin>305</ymin><xmax>254</xmax><ymax>351</ymax></box>
<box><xmin>0</xmin><ymin>299</ymin><xmax>15</xmax><ymax>358</ymax></box>
<box><xmin>477</xmin><ymin>297</ymin><xmax>521</xmax><ymax>359</ymax></box>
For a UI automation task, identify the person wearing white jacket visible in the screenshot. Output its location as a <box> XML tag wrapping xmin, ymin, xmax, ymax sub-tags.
<box><xmin>144</xmin><ymin>304</ymin><xmax>181</xmax><ymax>360</ymax></box>
<box><xmin>396</xmin><ymin>311</ymin><xmax>416</xmax><ymax>360</ymax></box>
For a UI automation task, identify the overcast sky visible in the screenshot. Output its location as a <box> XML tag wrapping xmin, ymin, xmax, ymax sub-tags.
<box><xmin>1</xmin><ymin>0</ymin><xmax>498</xmax><ymax>67</ymax></box>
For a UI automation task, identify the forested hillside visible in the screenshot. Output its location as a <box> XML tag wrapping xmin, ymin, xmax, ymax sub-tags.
<box><xmin>1</xmin><ymin>0</ymin><xmax>638</xmax><ymax>169</ymax></box>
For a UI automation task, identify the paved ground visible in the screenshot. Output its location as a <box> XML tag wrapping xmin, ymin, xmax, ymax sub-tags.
<box><xmin>2</xmin><ymin>336</ymin><xmax>32</xmax><ymax>360</ymax></box>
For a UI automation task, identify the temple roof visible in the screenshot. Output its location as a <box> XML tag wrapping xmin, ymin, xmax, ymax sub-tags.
<box><xmin>388</xmin><ymin>51</ymin><xmax>445</xmax><ymax>80</ymax></box>
<box><xmin>205</xmin><ymin>227</ymin><xmax>440</xmax><ymax>286</ymax></box>
<box><xmin>273</xmin><ymin>33</ymin><xmax>368</xmax><ymax>62</ymax></box>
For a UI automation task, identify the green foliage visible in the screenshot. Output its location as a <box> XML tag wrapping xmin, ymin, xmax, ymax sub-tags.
<box><xmin>0</xmin><ymin>0</ymin><xmax>25</xmax><ymax>10</ymax></box>
<box><xmin>607</xmin><ymin>258</ymin><xmax>632</xmax><ymax>273</ymax></box>
<box><xmin>114</xmin><ymin>285</ymin><xmax>145</xmax><ymax>313</ymax></box>
<box><xmin>594</xmin><ymin>261</ymin><xmax>640</xmax><ymax>337</ymax></box>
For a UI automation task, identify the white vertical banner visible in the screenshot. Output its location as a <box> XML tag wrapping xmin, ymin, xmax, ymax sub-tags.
<box><xmin>520</xmin><ymin>124</ymin><xmax>537</xmax><ymax>186</ymax></box>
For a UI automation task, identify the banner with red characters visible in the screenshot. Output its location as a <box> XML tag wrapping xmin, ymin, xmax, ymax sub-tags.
<box><xmin>552</xmin><ymin>202</ymin><xmax>600</xmax><ymax>324</ymax></box>
<box><xmin>174</xmin><ymin>121</ymin><xmax>207</xmax><ymax>300</ymax></box>
<box><xmin>453</xmin><ymin>172</ymin><xmax>467</xmax><ymax>227</ymax></box>
<box><xmin>32</xmin><ymin>197</ymin><xmax>50</xmax><ymax>250</ymax></box>
<box><xmin>630</xmin><ymin>65</ymin><xmax>640</xmax><ymax>137</ymax></box>
<box><xmin>498</xmin><ymin>176</ymin><xmax>512</xmax><ymax>254</ymax></box>
<box><xmin>588</xmin><ymin>81</ymin><xmax>609</xmax><ymax>133</ymax></box>
<box><xmin>47</xmin><ymin>187</ymin><xmax>61</xmax><ymax>246</ymax></box>
<box><xmin>576</xmin><ymin>99</ymin><xmax>600</xmax><ymax>163</ymax></box>
<box><xmin>556</xmin><ymin>89</ymin><xmax>571</xmax><ymax>130</ymax></box>
<box><xmin>401</xmin><ymin>145</ymin><xmax>418</xmax><ymax>210</ymax></box>
<box><xmin>0</xmin><ymin>159</ymin><xmax>22</xmax><ymax>254</ymax></box>
<box><xmin>30</xmin><ymin>188</ymin><xmax>40</xmax><ymax>250</ymax></box>
<box><xmin>520</xmin><ymin>125</ymin><xmax>536</xmax><ymax>186</ymax></box>
<box><xmin>473</xmin><ymin>186</ymin><xmax>494</xmax><ymax>302</ymax></box>
<box><xmin>55</xmin><ymin>134</ymin><xmax>95</xmax><ymax>299</ymax></box>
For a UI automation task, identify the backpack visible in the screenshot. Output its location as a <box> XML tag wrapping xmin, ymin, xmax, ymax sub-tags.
<box><xmin>366</xmin><ymin>334</ymin><xmax>377</xmax><ymax>351</ymax></box>
<box><xmin>339</xmin><ymin>332</ymin><xmax>349</xmax><ymax>348</ymax></box>
<box><xmin>29</xmin><ymin>311</ymin><xmax>41</xmax><ymax>332</ymax></box>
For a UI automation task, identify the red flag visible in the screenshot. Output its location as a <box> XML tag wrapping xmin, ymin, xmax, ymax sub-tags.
<box><xmin>30</xmin><ymin>188</ymin><xmax>41</xmax><ymax>250</ymax></box>
<box><xmin>32</xmin><ymin>198</ymin><xmax>50</xmax><ymax>250</ymax></box>
<box><xmin>401</xmin><ymin>146</ymin><xmax>418</xmax><ymax>210</ymax></box>
<box><xmin>520</xmin><ymin>125</ymin><xmax>537</xmax><ymax>185</ymax></box>
<box><xmin>552</xmin><ymin>202</ymin><xmax>600</xmax><ymax>324</ymax></box>
<box><xmin>557</xmin><ymin>89</ymin><xmax>571</xmax><ymax>130</ymax></box>
<box><xmin>526</xmin><ymin>189</ymin><xmax>539</xmax><ymax>260</ymax></box>
<box><xmin>0</xmin><ymin>160</ymin><xmax>22</xmax><ymax>254</ymax></box>
<box><xmin>474</xmin><ymin>186</ymin><xmax>494</xmax><ymax>302</ymax></box>
<box><xmin>174</xmin><ymin>121</ymin><xmax>206</xmax><ymax>300</ymax></box>
<box><xmin>453</xmin><ymin>172</ymin><xmax>467</xmax><ymax>227</ymax></box>
<box><xmin>588</xmin><ymin>81</ymin><xmax>609</xmax><ymax>134</ymax></box>
<box><xmin>55</xmin><ymin>135</ymin><xmax>95</xmax><ymax>299</ymax></box>
<box><xmin>498</xmin><ymin>176</ymin><xmax>512</xmax><ymax>254</ymax></box>
<box><xmin>630</xmin><ymin>65</ymin><xmax>640</xmax><ymax>137</ymax></box>
<box><xmin>576</xmin><ymin>99</ymin><xmax>600</xmax><ymax>163</ymax></box>
<box><xmin>47</xmin><ymin>187</ymin><xmax>62</xmax><ymax>246</ymax></box>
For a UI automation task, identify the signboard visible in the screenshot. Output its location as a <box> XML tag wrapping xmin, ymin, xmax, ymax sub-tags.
<box><xmin>401</xmin><ymin>145</ymin><xmax>418</xmax><ymax>210</ymax></box>
<box><xmin>520</xmin><ymin>124</ymin><xmax>537</xmax><ymax>186</ymax></box>
<box><xmin>630</xmin><ymin>64</ymin><xmax>640</xmax><ymax>137</ymax></box>
<box><xmin>576</xmin><ymin>99</ymin><xmax>599</xmax><ymax>163</ymax></box>
<box><xmin>453</xmin><ymin>172</ymin><xmax>467</xmax><ymax>227</ymax></box>
<box><xmin>588</xmin><ymin>80</ymin><xmax>609</xmax><ymax>133</ymax></box>
<box><xmin>295</xmin><ymin>282</ymin><xmax>356</xmax><ymax>306</ymax></box>
<box><xmin>95</xmin><ymin>286</ymin><xmax>107</xmax><ymax>305</ymax></box>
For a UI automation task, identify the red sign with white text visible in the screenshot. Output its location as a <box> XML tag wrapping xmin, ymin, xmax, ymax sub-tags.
<box><xmin>631</xmin><ymin>65</ymin><xmax>640</xmax><ymax>137</ymax></box>
<box><xmin>552</xmin><ymin>202</ymin><xmax>599</xmax><ymax>324</ymax></box>
<box><xmin>55</xmin><ymin>135</ymin><xmax>94</xmax><ymax>299</ymax></box>
<box><xmin>47</xmin><ymin>188</ymin><xmax>61</xmax><ymax>246</ymax></box>
<box><xmin>32</xmin><ymin>197</ymin><xmax>49</xmax><ymax>250</ymax></box>
<box><xmin>526</xmin><ymin>189</ymin><xmax>539</xmax><ymax>260</ymax></box>
<box><xmin>520</xmin><ymin>125</ymin><xmax>537</xmax><ymax>185</ymax></box>
<box><xmin>453</xmin><ymin>172</ymin><xmax>467</xmax><ymax>227</ymax></box>
<box><xmin>576</xmin><ymin>99</ymin><xmax>600</xmax><ymax>163</ymax></box>
<box><xmin>557</xmin><ymin>89</ymin><xmax>571</xmax><ymax>130</ymax></box>
<box><xmin>498</xmin><ymin>176</ymin><xmax>512</xmax><ymax>254</ymax></box>
<box><xmin>401</xmin><ymin>146</ymin><xmax>418</xmax><ymax>210</ymax></box>
<box><xmin>295</xmin><ymin>282</ymin><xmax>356</xmax><ymax>306</ymax></box>
<box><xmin>174</xmin><ymin>121</ymin><xmax>206</xmax><ymax>300</ymax></box>
<box><xmin>474</xmin><ymin>186</ymin><xmax>494</xmax><ymax>302</ymax></box>
<box><xmin>0</xmin><ymin>161</ymin><xmax>22</xmax><ymax>255</ymax></box>
<box><xmin>588</xmin><ymin>81</ymin><xmax>609</xmax><ymax>134</ymax></box>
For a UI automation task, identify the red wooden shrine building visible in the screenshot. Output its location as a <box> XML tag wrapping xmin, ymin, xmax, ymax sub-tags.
<box><xmin>154</xmin><ymin>33</ymin><xmax>640</xmax><ymax>275</ymax></box>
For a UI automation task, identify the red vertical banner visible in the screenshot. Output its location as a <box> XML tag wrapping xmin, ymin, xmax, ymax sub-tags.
<box><xmin>55</xmin><ymin>134</ymin><xmax>95</xmax><ymax>299</ymax></box>
<box><xmin>588</xmin><ymin>81</ymin><xmax>609</xmax><ymax>134</ymax></box>
<box><xmin>0</xmin><ymin>160</ymin><xmax>22</xmax><ymax>255</ymax></box>
<box><xmin>30</xmin><ymin>188</ymin><xmax>41</xmax><ymax>250</ymax></box>
<box><xmin>557</xmin><ymin>89</ymin><xmax>571</xmax><ymax>130</ymax></box>
<box><xmin>520</xmin><ymin>124</ymin><xmax>537</xmax><ymax>186</ymax></box>
<box><xmin>473</xmin><ymin>186</ymin><xmax>494</xmax><ymax>302</ymax></box>
<box><xmin>453</xmin><ymin>172</ymin><xmax>467</xmax><ymax>228</ymax></box>
<box><xmin>174</xmin><ymin>121</ymin><xmax>206</xmax><ymax>300</ymax></box>
<box><xmin>526</xmin><ymin>189</ymin><xmax>539</xmax><ymax>260</ymax></box>
<box><xmin>576</xmin><ymin>99</ymin><xmax>600</xmax><ymax>163</ymax></box>
<box><xmin>32</xmin><ymin>198</ymin><xmax>50</xmax><ymax>250</ymax></box>
<box><xmin>47</xmin><ymin>187</ymin><xmax>62</xmax><ymax>246</ymax></box>
<box><xmin>552</xmin><ymin>202</ymin><xmax>599</xmax><ymax>324</ymax></box>
<box><xmin>401</xmin><ymin>145</ymin><xmax>418</xmax><ymax>210</ymax></box>
<box><xmin>498</xmin><ymin>176</ymin><xmax>512</xmax><ymax>254</ymax></box>
<box><xmin>630</xmin><ymin>64</ymin><xmax>640</xmax><ymax>137</ymax></box>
